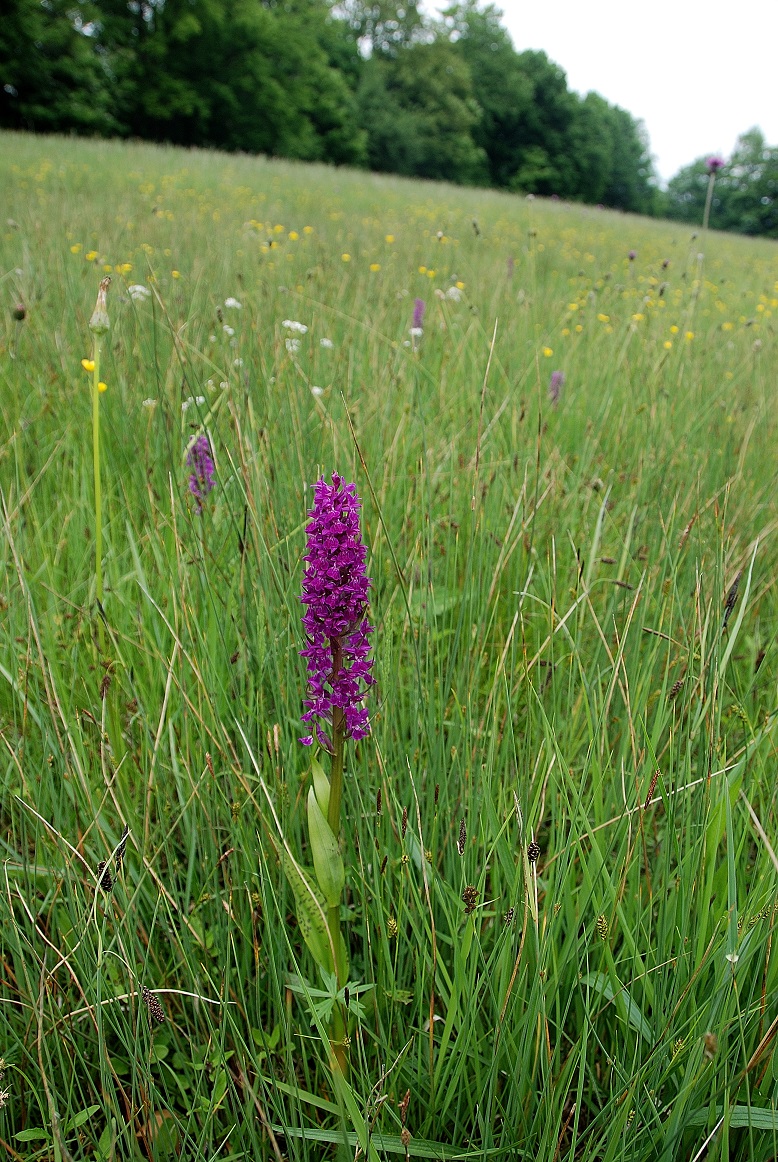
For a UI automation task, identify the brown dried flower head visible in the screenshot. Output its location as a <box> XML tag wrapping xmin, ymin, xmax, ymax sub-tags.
<box><xmin>462</xmin><ymin>885</ymin><xmax>479</xmax><ymax>914</ymax></box>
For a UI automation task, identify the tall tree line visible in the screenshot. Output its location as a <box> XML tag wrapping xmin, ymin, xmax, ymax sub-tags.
<box><xmin>1</xmin><ymin>0</ymin><xmax>658</xmax><ymax>213</ymax></box>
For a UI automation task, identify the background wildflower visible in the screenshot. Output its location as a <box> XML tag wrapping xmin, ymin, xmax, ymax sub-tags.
<box><xmin>412</xmin><ymin>298</ymin><xmax>425</xmax><ymax>330</ymax></box>
<box><xmin>187</xmin><ymin>435</ymin><xmax>215</xmax><ymax>514</ymax></box>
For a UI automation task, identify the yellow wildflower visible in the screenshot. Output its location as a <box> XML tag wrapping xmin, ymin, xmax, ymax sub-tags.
<box><xmin>597</xmin><ymin>313</ymin><xmax>610</xmax><ymax>323</ymax></box>
<box><xmin>342</xmin><ymin>253</ymin><xmax>351</xmax><ymax>262</ymax></box>
<box><xmin>85</xmin><ymin>250</ymin><xmax>98</xmax><ymax>262</ymax></box>
<box><xmin>370</xmin><ymin>263</ymin><xmax>381</xmax><ymax>272</ymax></box>
<box><xmin>70</xmin><ymin>244</ymin><xmax>82</xmax><ymax>254</ymax></box>
<box><xmin>81</xmin><ymin>358</ymin><xmax>95</xmax><ymax>372</ymax></box>
<box><xmin>98</xmin><ymin>381</ymin><xmax>108</xmax><ymax>393</ymax></box>
<box><xmin>685</xmin><ymin>331</ymin><xmax>694</xmax><ymax>341</ymax></box>
<box><xmin>172</xmin><ymin>270</ymin><xmax>181</xmax><ymax>279</ymax></box>
<box><xmin>664</xmin><ymin>340</ymin><xmax>672</xmax><ymax>350</ymax></box>
<box><xmin>288</xmin><ymin>231</ymin><xmax>299</xmax><ymax>241</ymax></box>
<box><xmin>385</xmin><ymin>234</ymin><xmax>395</xmax><ymax>243</ymax></box>
<box><xmin>542</xmin><ymin>346</ymin><xmax>553</xmax><ymax>357</ymax></box>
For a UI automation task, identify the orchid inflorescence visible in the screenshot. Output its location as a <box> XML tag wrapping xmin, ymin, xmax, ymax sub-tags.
<box><xmin>299</xmin><ymin>473</ymin><xmax>374</xmax><ymax>748</ymax></box>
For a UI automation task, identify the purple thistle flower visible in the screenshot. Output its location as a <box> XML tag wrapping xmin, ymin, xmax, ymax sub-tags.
<box><xmin>628</xmin><ymin>250</ymin><xmax>637</xmax><ymax>261</ymax></box>
<box><xmin>706</xmin><ymin>155</ymin><xmax>725</xmax><ymax>174</ymax></box>
<box><xmin>187</xmin><ymin>435</ymin><xmax>215</xmax><ymax>513</ymax></box>
<box><xmin>299</xmin><ymin>474</ymin><xmax>374</xmax><ymax>746</ymax></box>
<box><xmin>412</xmin><ymin>298</ymin><xmax>425</xmax><ymax>331</ymax></box>
<box><xmin>548</xmin><ymin>370</ymin><xmax>565</xmax><ymax>405</ymax></box>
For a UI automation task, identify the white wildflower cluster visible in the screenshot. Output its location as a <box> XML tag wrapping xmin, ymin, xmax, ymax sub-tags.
<box><xmin>446</xmin><ymin>285</ymin><xmax>463</xmax><ymax>301</ymax></box>
<box><xmin>285</xmin><ymin>337</ymin><xmax>301</xmax><ymax>353</ymax></box>
<box><xmin>282</xmin><ymin>319</ymin><xmax>308</xmax><ymax>334</ymax></box>
<box><xmin>320</xmin><ymin>337</ymin><xmax>334</xmax><ymax>349</ymax></box>
<box><xmin>223</xmin><ymin>324</ymin><xmax>235</xmax><ymax>337</ymax></box>
<box><xmin>128</xmin><ymin>284</ymin><xmax>151</xmax><ymax>303</ymax></box>
<box><xmin>311</xmin><ymin>385</ymin><xmax>323</xmax><ymax>397</ymax></box>
<box><xmin>224</xmin><ymin>296</ymin><xmax>242</xmax><ymax>309</ymax></box>
<box><xmin>182</xmin><ymin>395</ymin><xmax>206</xmax><ymax>412</ymax></box>
<box><xmin>142</xmin><ymin>398</ymin><xmax>157</xmax><ymax>408</ymax></box>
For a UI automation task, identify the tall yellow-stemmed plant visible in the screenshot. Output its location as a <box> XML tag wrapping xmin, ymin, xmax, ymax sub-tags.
<box><xmin>85</xmin><ymin>277</ymin><xmax>110</xmax><ymax>643</ymax></box>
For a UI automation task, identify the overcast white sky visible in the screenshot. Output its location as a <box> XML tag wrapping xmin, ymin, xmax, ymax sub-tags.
<box><xmin>430</xmin><ymin>0</ymin><xmax>778</xmax><ymax>183</ymax></box>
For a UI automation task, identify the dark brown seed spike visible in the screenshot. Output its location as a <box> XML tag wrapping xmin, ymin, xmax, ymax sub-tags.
<box><xmin>115</xmin><ymin>824</ymin><xmax>129</xmax><ymax>871</ymax></box>
<box><xmin>142</xmin><ymin>986</ymin><xmax>165</xmax><ymax>1024</ymax></box>
<box><xmin>96</xmin><ymin>861</ymin><xmax>113</xmax><ymax>892</ymax></box>
<box><xmin>644</xmin><ymin>768</ymin><xmax>660</xmax><ymax>809</ymax></box>
<box><xmin>457</xmin><ymin>817</ymin><xmax>466</xmax><ymax>856</ymax></box>
<box><xmin>723</xmin><ymin>570</ymin><xmax>743</xmax><ymax>629</ymax></box>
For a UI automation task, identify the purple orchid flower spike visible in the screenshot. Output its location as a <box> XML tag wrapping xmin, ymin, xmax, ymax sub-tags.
<box><xmin>299</xmin><ymin>474</ymin><xmax>374</xmax><ymax>746</ymax></box>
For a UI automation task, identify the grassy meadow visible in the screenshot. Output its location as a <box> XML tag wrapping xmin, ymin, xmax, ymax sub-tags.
<box><xmin>2</xmin><ymin>131</ymin><xmax>778</xmax><ymax>1161</ymax></box>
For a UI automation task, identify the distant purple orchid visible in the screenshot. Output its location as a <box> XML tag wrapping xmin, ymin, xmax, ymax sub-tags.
<box><xmin>299</xmin><ymin>474</ymin><xmax>374</xmax><ymax>747</ymax></box>
<box><xmin>549</xmin><ymin>370</ymin><xmax>565</xmax><ymax>405</ymax></box>
<box><xmin>412</xmin><ymin>298</ymin><xmax>425</xmax><ymax>331</ymax></box>
<box><xmin>706</xmin><ymin>155</ymin><xmax>725</xmax><ymax>174</ymax></box>
<box><xmin>187</xmin><ymin>435</ymin><xmax>215</xmax><ymax>513</ymax></box>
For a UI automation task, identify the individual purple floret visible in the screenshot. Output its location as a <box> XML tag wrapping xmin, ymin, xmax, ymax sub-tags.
<box><xmin>412</xmin><ymin>298</ymin><xmax>425</xmax><ymax>330</ymax></box>
<box><xmin>299</xmin><ymin>474</ymin><xmax>374</xmax><ymax>746</ymax></box>
<box><xmin>706</xmin><ymin>155</ymin><xmax>725</xmax><ymax>174</ymax></box>
<box><xmin>549</xmin><ymin>370</ymin><xmax>565</xmax><ymax>405</ymax></box>
<box><xmin>187</xmin><ymin>435</ymin><xmax>215</xmax><ymax>513</ymax></box>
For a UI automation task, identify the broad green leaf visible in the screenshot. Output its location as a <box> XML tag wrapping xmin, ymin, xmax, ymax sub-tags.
<box><xmin>281</xmin><ymin>851</ymin><xmax>332</xmax><ymax>971</ymax></box>
<box><xmin>15</xmin><ymin>1128</ymin><xmax>50</xmax><ymax>1142</ymax></box>
<box><xmin>688</xmin><ymin>1105</ymin><xmax>778</xmax><ymax>1130</ymax></box>
<box><xmin>64</xmin><ymin>1105</ymin><xmax>100</xmax><ymax>1132</ymax></box>
<box><xmin>307</xmin><ymin>786</ymin><xmax>345</xmax><ymax>908</ymax></box>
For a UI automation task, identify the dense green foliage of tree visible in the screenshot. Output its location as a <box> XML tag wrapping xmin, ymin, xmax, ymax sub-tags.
<box><xmin>664</xmin><ymin>129</ymin><xmax>778</xmax><ymax>238</ymax></box>
<box><xmin>3</xmin><ymin>0</ymin><xmax>773</xmax><ymax>232</ymax></box>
